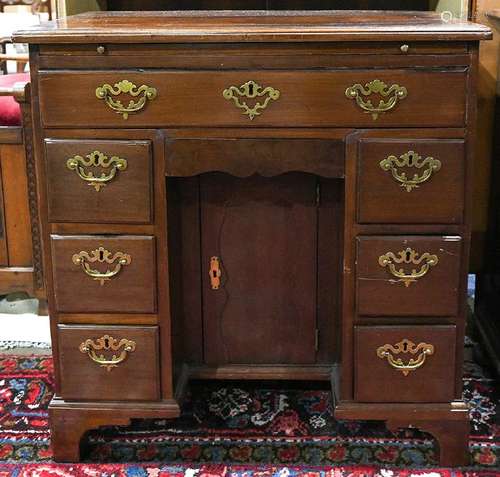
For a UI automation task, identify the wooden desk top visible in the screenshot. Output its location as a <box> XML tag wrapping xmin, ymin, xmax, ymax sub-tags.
<box><xmin>13</xmin><ymin>10</ymin><xmax>492</xmax><ymax>44</ymax></box>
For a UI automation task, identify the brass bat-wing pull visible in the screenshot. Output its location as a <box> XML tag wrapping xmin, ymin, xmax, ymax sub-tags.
<box><xmin>96</xmin><ymin>79</ymin><xmax>157</xmax><ymax>119</ymax></box>
<box><xmin>377</xmin><ymin>339</ymin><xmax>435</xmax><ymax>376</ymax></box>
<box><xmin>345</xmin><ymin>79</ymin><xmax>407</xmax><ymax>120</ymax></box>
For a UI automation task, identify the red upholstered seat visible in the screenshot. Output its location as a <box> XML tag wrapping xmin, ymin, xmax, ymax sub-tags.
<box><xmin>0</xmin><ymin>73</ymin><xmax>29</xmax><ymax>126</ymax></box>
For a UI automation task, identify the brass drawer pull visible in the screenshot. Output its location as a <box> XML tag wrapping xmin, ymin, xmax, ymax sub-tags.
<box><xmin>222</xmin><ymin>80</ymin><xmax>280</xmax><ymax>120</ymax></box>
<box><xmin>96</xmin><ymin>79</ymin><xmax>157</xmax><ymax>119</ymax></box>
<box><xmin>379</xmin><ymin>150</ymin><xmax>441</xmax><ymax>192</ymax></box>
<box><xmin>377</xmin><ymin>339</ymin><xmax>434</xmax><ymax>376</ymax></box>
<box><xmin>66</xmin><ymin>150</ymin><xmax>128</xmax><ymax>191</ymax></box>
<box><xmin>345</xmin><ymin>79</ymin><xmax>407</xmax><ymax>120</ymax></box>
<box><xmin>378</xmin><ymin>247</ymin><xmax>438</xmax><ymax>287</ymax></box>
<box><xmin>72</xmin><ymin>246</ymin><xmax>131</xmax><ymax>286</ymax></box>
<box><xmin>79</xmin><ymin>334</ymin><xmax>136</xmax><ymax>371</ymax></box>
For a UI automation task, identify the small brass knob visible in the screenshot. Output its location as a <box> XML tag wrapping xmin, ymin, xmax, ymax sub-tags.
<box><xmin>400</xmin><ymin>44</ymin><xmax>409</xmax><ymax>54</ymax></box>
<box><xmin>96</xmin><ymin>45</ymin><xmax>106</xmax><ymax>54</ymax></box>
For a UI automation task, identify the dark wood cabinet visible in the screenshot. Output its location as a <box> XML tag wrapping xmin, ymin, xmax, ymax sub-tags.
<box><xmin>13</xmin><ymin>9</ymin><xmax>491</xmax><ymax>466</ymax></box>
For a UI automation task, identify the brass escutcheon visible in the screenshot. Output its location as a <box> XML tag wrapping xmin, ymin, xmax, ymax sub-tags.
<box><xmin>72</xmin><ymin>247</ymin><xmax>131</xmax><ymax>285</ymax></box>
<box><xmin>79</xmin><ymin>334</ymin><xmax>136</xmax><ymax>371</ymax></box>
<box><xmin>376</xmin><ymin>339</ymin><xmax>435</xmax><ymax>376</ymax></box>
<box><xmin>209</xmin><ymin>256</ymin><xmax>222</xmax><ymax>290</ymax></box>
<box><xmin>378</xmin><ymin>247</ymin><xmax>438</xmax><ymax>287</ymax></box>
<box><xmin>222</xmin><ymin>80</ymin><xmax>280</xmax><ymax>120</ymax></box>
<box><xmin>379</xmin><ymin>150</ymin><xmax>442</xmax><ymax>192</ymax></box>
<box><xmin>345</xmin><ymin>79</ymin><xmax>407</xmax><ymax>120</ymax></box>
<box><xmin>66</xmin><ymin>150</ymin><xmax>128</xmax><ymax>191</ymax></box>
<box><xmin>96</xmin><ymin>79</ymin><xmax>157</xmax><ymax>119</ymax></box>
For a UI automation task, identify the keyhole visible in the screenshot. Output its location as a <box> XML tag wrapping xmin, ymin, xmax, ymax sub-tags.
<box><xmin>402</xmin><ymin>341</ymin><xmax>408</xmax><ymax>351</ymax></box>
<box><xmin>405</xmin><ymin>250</ymin><xmax>411</xmax><ymax>261</ymax></box>
<box><xmin>99</xmin><ymin>250</ymin><xmax>104</xmax><ymax>261</ymax></box>
<box><xmin>212</xmin><ymin>270</ymin><xmax>218</xmax><ymax>278</ymax></box>
<box><xmin>248</xmin><ymin>83</ymin><xmax>254</xmax><ymax>95</ymax></box>
<box><xmin>104</xmin><ymin>337</ymin><xmax>110</xmax><ymax>348</ymax></box>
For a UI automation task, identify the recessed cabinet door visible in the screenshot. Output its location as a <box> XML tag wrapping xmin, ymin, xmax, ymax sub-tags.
<box><xmin>200</xmin><ymin>173</ymin><xmax>318</xmax><ymax>365</ymax></box>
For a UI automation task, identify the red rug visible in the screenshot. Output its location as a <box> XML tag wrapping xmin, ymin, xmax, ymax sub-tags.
<box><xmin>0</xmin><ymin>463</ymin><xmax>498</xmax><ymax>477</ymax></box>
<box><xmin>0</xmin><ymin>352</ymin><xmax>498</xmax><ymax>470</ymax></box>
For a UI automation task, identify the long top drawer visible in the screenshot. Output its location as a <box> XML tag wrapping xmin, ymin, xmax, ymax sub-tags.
<box><xmin>39</xmin><ymin>69</ymin><xmax>467</xmax><ymax>128</ymax></box>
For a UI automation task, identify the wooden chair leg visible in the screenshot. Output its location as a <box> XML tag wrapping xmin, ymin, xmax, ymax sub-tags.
<box><xmin>37</xmin><ymin>298</ymin><xmax>48</xmax><ymax>316</ymax></box>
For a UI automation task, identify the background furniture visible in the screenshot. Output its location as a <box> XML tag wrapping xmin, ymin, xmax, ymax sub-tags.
<box><xmin>0</xmin><ymin>38</ymin><xmax>28</xmax><ymax>73</ymax></box>
<box><xmin>0</xmin><ymin>0</ymin><xmax>51</xmax><ymax>18</ymax></box>
<box><xmin>15</xmin><ymin>10</ymin><xmax>490</xmax><ymax>465</ymax></box>
<box><xmin>474</xmin><ymin>9</ymin><xmax>500</xmax><ymax>377</ymax></box>
<box><xmin>0</xmin><ymin>75</ymin><xmax>45</xmax><ymax>312</ymax></box>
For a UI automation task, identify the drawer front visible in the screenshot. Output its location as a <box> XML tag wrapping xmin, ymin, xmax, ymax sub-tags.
<box><xmin>357</xmin><ymin>139</ymin><xmax>465</xmax><ymax>224</ymax></box>
<box><xmin>58</xmin><ymin>324</ymin><xmax>159</xmax><ymax>401</ymax></box>
<box><xmin>356</xmin><ymin>236</ymin><xmax>462</xmax><ymax>317</ymax></box>
<box><xmin>45</xmin><ymin>139</ymin><xmax>152</xmax><ymax>224</ymax></box>
<box><xmin>165</xmin><ymin>138</ymin><xmax>344</xmax><ymax>178</ymax></box>
<box><xmin>39</xmin><ymin>69</ymin><xmax>466</xmax><ymax>128</ymax></box>
<box><xmin>51</xmin><ymin>235</ymin><xmax>156</xmax><ymax>313</ymax></box>
<box><xmin>354</xmin><ymin>325</ymin><xmax>456</xmax><ymax>402</ymax></box>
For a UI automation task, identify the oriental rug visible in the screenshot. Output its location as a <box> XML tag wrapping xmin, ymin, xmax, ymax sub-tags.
<box><xmin>0</xmin><ymin>352</ymin><xmax>498</xmax><ymax>469</ymax></box>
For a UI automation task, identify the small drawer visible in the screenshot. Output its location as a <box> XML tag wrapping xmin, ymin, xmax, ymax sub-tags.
<box><xmin>356</xmin><ymin>236</ymin><xmax>461</xmax><ymax>316</ymax></box>
<box><xmin>58</xmin><ymin>324</ymin><xmax>159</xmax><ymax>401</ymax></box>
<box><xmin>38</xmin><ymin>69</ymin><xmax>466</xmax><ymax>128</ymax></box>
<box><xmin>357</xmin><ymin>139</ymin><xmax>465</xmax><ymax>224</ymax></box>
<box><xmin>354</xmin><ymin>325</ymin><xmax>456</xmax><ymax>402</ymax></box>
<box><xmin>45</xmin><ymin>139</ymin><xmax>152</xmax><ymax>224</ymax></box>
<box><xmin>51</xmin><ymin>235</ymin><xmax>156</xmax><ymax>313</ymax></box>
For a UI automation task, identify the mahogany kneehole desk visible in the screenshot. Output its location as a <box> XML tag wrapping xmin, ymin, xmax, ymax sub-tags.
<box><xmin>13</xmin><ymin>10</ymin><xmax>492</xmax><ymax>465</ymax></box>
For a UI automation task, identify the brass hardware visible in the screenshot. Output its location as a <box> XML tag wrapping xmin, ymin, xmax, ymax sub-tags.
<box><xmin>66</xmin><ymin>150</ymin><xmax>128</xmax><ymax>192</ymax></box>
<box><xmin>379</xmin><ymin>150</ymin><xmax>441</xmax><ymax>192</ymax></box>
<box><xmin>345</xmin><ymin>79</ymin><xmax>408</xmax><ymax>120</ymax></box>
<box><xmin>209</xmin><ymin>256</ymin><xmax>222</xmax><ymax>290</ymax></box>
<box><xmin>378</xmin><ymin>247</ymin><xmax>438</xmax><ymax>287</ymax></box>
<box><xmin>95</xmin><ymin>79</ymin><xmax>157</xmax><ymax>119</ymax></box>
<box><xmin>72</xmin><ymin>247</ymin><xmax>131</xmax><ymax>286</ymax></box>
<box><xmin>222</xmin><ymin>80</ymin><xmax>280</xmax><ymax>120</ymax></box>
<box><xmin>96</xmin><ymin>45</ymin><xmax>106</xmax><ymax>54</ymax></box>
<box><xmin>376</xmin><ymin>339</ymin><xmax>434</xmax><ymax>376</ymax></box>
<box><xmin>79</xmin><ymin>334</ymin><xmax>136</xmax><ymax>371</ymax></box>
<box><xmin>400</xmin><ymin>44</ymin><xmax>409</xmax><ymax>53</ymax></box>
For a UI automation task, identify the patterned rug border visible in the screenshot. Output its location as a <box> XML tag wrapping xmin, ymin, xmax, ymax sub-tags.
<box><xmin>0</xmin><ymin>462</ymin><xmax>499</xmax><ymax>477</ymax></box>
<box><xmin>86</xmin><ymin>432</ymin><xmax>498</xmax><ymax>444</ymax></box>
